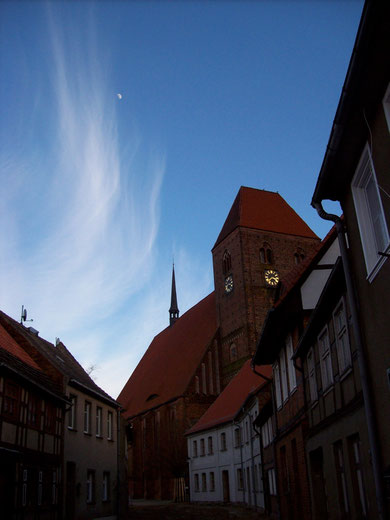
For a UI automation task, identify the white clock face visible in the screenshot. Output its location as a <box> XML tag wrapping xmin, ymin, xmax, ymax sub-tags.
<box><xmin>224</xmin><ymin>275</ymin><xmax>234</xmax><ymax>293</ymax></box>
<box><xmin>264</xmin><ymin>269</ymin><xmax>280</xmax><ymax>287</ymax></box>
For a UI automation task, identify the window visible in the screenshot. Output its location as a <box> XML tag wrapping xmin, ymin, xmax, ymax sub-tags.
<box><xmin>222</xmin><ymin>250</ymin><xmax>232</xmax><ymax>274</ymax></box>
<box><xmin>22</xmin><ymin>469</ymin><xmax>28</xmax><ymax>506</ymax></box>
<box><xmin>230</xmin><ymin>342</ymin><xmax>238</xmax><ymax>362</ymax></box>
<box><xmin>3</xmin><ymin>381</ymin><xmax>19</xmax><ymax>420</ymax></box>
<box><xmin>237</xmin><ymin>468</ymin><xmax>244</xmax><ymax>490</ymax></box>
<box><xmin>193</xmin><ymin>440</ymin><xmax>198</xmax><ymax>457</ymax></box>
<box><xmin>318</xmin><ymin>327</ymin><xmax>333</xmax><ymax>390</ymax></box>
<box><xmin>286</xmin><ymin>336</ymin><xmax>297</xmax><ymax>391</ymax></box>
<box><xmin>280</xmin><ymin>349</ymin><xmax>289</xmax><ymax>402</ymax></box>
<box><xmin>45</xmin><ymin>401</ymin><xmax>55</xmax><ymax>433</ymax></box>
<box><xmin>268</xmin><ymin>468</ymin><xmax>277</xmax><ymax>495</ymax></box>
<box><xmin>84</xmin><ymin>401</ymin><xmax>91</xmax><ymax>434</ymax></box>
<box><xmin>220</xmin><ymin>432</ymin><xmax>227</xmax><ymax>451</ymax></box>
<box><xmin>333</xmin><ymin>299</ymin><xmax>351</xmax><ymax>374</ymax></box>
<box><xmin>234</xmin><ymin>427</ymin><xmax>241</xmax><ymax>448</ymax></box>
<box><xmin>334</xmin><ymin>441</ymin><xmax>349</xmax><ymax>515</ymax></box>
<box><xmin>96</xmin><ymin>407</ymin><xmax>102</xmax><ymax>437</ymax></box>
<box><xmin>348</xmin><ymin>435</ymin><xmax>367</xmax><ymax>516</ymax></box>
<box><xmin>307</xmin><ymin>348</ymin><xmax>318</xmax><ymax>402</ymax></box>
<box><xmin>102</xmin><ymin>472</ymin><xmax>110</xmax><ymax>502</ymax></box>
<box><xmin>273</xmin><ymin>362</ymin><xmax>282</xmax><ymax>409</ymax></box>
<box><xmin>194</xmin><ymin>473</ymin><xmax>199</xmax><ymax>492</ymax></box>
<box><xmin>107</xmin><ymin>411</ymin><xmax>113</xmax><ymax>440</ymax></box>
<box><xmin>68</xmin><ymin>395</ymin><xmax>77</xmax><ymax>429</ymax></box>
<box><xmin>260</xmin><ymin>243</ymin><xmax>273</xmax><ymax>264</ymax></box>
<box><xmin>200</xmin><ymin>438</ymin><xmax>205</xmax><ymax>456</ymax></box>
<box><xmin>383</xmin><ymin>82</ymin><xmax>390</xmax><ymax>132</ymax></box>
<box><xmin>261</xmin><ymin>417</ymin><xmax>273</xmax><ymax>448</ymax></box>
<box><xmin>201</xmin><ymin>473</ymin><xmax>207</xmax><ymax>492</ymax></box>
<box><xmin>86</xmin><ymin>470</ymin><xmax>95</xmax><ymax>504</ymax></box>
<box><xmin>27</xmin><ymin>394</ymin><xmax>39</xmax><ymax>428</ymax></box>
<box><xmin>352</xmin><ymin>144</ymin><xmax>389</xmax><ymax>278</ymax></box>
<box><xmin>52</xmin><ymin>470</ymin><xmax>58</xmax><ymax>505</ymax></box>
<box><xmin>209</xmin><ymin>472</ymin><xmax>215</xmax><ymax>492</ymax></box>
<box><xmin>208</xmin><ymin>436</ymin><xmax>213</xmax><ymax>455</ymax></box>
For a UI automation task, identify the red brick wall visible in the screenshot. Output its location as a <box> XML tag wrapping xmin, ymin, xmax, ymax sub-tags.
<box><xmin>212</xmin><ymin>227</ymin><xmax>319</xmax><ymax>386</ymax></box>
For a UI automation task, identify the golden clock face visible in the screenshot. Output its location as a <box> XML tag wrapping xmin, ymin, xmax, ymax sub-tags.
<box><xmin>264</xmin><ymin>269</ymin><xmax>280</xmax><ymax>287</ymax></box>
<box><xmin>224</xmin><ymin>275</ymin><xmax>234</xmax><ymax>293</ymax></box>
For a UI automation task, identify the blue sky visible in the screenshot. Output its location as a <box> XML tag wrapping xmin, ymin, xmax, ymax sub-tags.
<box><xmin>0</xmin><ymin>1</ymin><xmax>363</xmax><ymax>397</ymax></box>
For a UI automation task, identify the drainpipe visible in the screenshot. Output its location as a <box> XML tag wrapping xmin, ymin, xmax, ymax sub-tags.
<box><xmin>313</xmin><ymin>201</ymin><xmax>385</xmax><ymax>520</ymax></box>
<box><xmin>251</xmin><ymin>365</ymin><xmax>281</xmax><ymax>519</ymax></box>
<box><xmin>249</xmin><ymin>412</ymin><xmax>257</xmax><ymax>509</ymax></box>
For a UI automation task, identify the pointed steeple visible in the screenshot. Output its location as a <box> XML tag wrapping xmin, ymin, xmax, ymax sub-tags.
<box><xmin>169</xmin><ymin>264</ymin><xmax>179</xmax><ymax>326</ymax></box>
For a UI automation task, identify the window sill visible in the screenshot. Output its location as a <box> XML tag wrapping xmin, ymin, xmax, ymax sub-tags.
<box><xmin>96</xmin><ymin>435</ymin><xmax>103</xmax><ymax>440</ymax></box>
<box><xmin>84</xmin><ymin>431</ymin><xmax>92</xmax><ymax>436</ymax></box>
<box><xmin>367</xmin><ymin>246</ymin><xmax>389</xmax><ymax>283</ymax></box>
<box><xmin>67</xmin><ymin>427</ymin><xmax>77</xmax><ymax>432</ymax></box>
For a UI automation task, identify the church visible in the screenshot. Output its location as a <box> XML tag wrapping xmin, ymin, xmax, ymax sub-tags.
<box><xmin>117</xmin><ymin>186</ymin><xmax>319</xmax><ymax>500</ymax></box>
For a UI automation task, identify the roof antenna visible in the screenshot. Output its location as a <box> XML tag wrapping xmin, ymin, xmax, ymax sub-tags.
<box><xmin>20</xmin><ymin>305</ymin><xmax>33</xmax><ymax>325</ymax></box>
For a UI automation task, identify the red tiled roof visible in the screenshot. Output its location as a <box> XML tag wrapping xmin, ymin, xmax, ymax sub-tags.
<box><xmin>213</xmin><ymin>187</ymin><xmax>318</xmax><ymax>248</ymax></box>
<box><xmin>118</xmin><ymin>293</ymin><xmax>218</xmax><ymax>418</ymax></box>
<box><xmin>0</xmin><ymin>324</ymin><xmax>42</xmax><ymax>371</ymax></box>
<box><xmin>186</xmin><ymin>360</ymin><xmax>272</xmax><ymax>435</ymax></box>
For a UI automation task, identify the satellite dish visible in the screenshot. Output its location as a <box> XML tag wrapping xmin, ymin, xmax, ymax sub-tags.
<box><xmin>21</xmin><ymin>306</ymin><xmax>27</xmax><ymax>322</ymax></box>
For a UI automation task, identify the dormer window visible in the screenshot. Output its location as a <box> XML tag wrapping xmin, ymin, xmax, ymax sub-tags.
<box><xmin>222</xmin><ymin>250</ymin><xmax>232</xmax><ymax>274</ymax></box>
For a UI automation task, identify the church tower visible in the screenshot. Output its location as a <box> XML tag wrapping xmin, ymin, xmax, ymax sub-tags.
<box><xmin>169</xmin><ymin>264</ymin><xmax>179</xmax><ymax>326</ymax></box>
<box><xmin>212</xmin><ymin>187</ymin><xmax>320</xmax><ymax>387</ymax></box>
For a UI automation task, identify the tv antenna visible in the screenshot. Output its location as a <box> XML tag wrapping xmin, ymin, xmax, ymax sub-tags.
<box><xmin>20</xmin><ymin>305</ymin><xmax>33</xmax><ymax>325</ymax></box>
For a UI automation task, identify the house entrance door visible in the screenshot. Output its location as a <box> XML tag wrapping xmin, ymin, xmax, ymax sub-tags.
<box><xmin>222</xmin><ymin>470</ymin><xmax>230</xmax><ymax>502</ymax></box>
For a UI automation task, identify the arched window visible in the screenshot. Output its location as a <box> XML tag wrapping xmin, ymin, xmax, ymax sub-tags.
<box><xmin>294</xmin><ymin>249</ymin><xmax>305</xmax><ymax>264</ymax></box>
<box><xmin>230</xmin><ymin>343</ymin><xmax>238</xmax><ymax>362</ymax></box>
<box><xmin>260</xmin><ymin>243</ymin><xmax>273</xmax><ymax>264</ymax></box>
<box><xmin>222</xmin><ymin>250</ymin><xmax>232</xmax><ymax>274</ymax></box>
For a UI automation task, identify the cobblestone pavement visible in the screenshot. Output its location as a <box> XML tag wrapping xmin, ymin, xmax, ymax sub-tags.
<box><xmin>128</xmin><ymin>501</ymin><xmax>271</xmax><ymax>519</ymax></box>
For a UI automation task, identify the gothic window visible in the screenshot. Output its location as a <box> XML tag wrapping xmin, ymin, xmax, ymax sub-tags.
<box><xmin>230</xmin><ymin>342</ymin><xmax>238</xmax><ymax>362</ymax></box>
<box><xmin>260</xmin><ymin>243</ymin><xmax>273</xmax><ymax>264</ymax></box>
<box><xmin>294</xmin><ymin>248</ymin><xmax>305</xmax><ymax>264</ymax></box>
<box><xmin>222</xmin><ymin>250</ymin><xmax>232</xmax><ymax>274</ymax></box>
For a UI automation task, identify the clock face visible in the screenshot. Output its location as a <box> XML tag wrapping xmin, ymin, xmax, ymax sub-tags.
<box><xmin>224</xmin><ymin>275</ymin><xmax>234</xmax><ymax>293</ymax></box>
<box><xmin>264</xmin><ymin>269</ymin><xmax>280</xmax><ymax>287</ymax></box>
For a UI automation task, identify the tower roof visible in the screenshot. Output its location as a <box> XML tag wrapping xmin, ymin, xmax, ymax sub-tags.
<box><xmin>118</xmin><ymin>292</ymin><xmax>217</xmax><ymax>418</ymax></box>
<box><xmin>169</xmin><ymin>264</ymin><xmax>179</xmax><ymax>326</ymax></box>
<box><xmin>213</xmin><ymin>186</ymin><xmax>318</xmax><ymax>249</ymax></box>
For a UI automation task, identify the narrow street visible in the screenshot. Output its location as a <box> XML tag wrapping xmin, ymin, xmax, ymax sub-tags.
<box><xmin>128</xmin><ymin>501</ymin><xmax>270</xmax><ymax>520</ymax></box>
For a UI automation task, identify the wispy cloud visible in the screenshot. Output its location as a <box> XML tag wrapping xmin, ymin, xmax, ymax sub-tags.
<box><xmin>0</xmin><ymin>9</ymin><xmax>164</xmax><ymax>358</ymax></box>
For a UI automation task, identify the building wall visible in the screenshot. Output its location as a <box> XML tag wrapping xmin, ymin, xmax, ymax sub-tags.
<box><xmin>188</xmin><ymin>400</ymin><xmax>264</xmax><ymax>509</ymax></box>
<box><xmin>212</xmin><ymin>227</ymin><xmax>319</xmax><ymax>387</ymax></box>
<box><xmin>63</xmin><ymin>385</ymin><xmax>118</xmax><ymax>520</ymax></box>
<box><xmin>0</xmin><ymin>372</ymin><xmax>64</xmax><ymax>519</ymax></box>
<box><xmin>341</xmin><ymin>93</ymin><xmax>390</xmax><ymax>477</ymax></box>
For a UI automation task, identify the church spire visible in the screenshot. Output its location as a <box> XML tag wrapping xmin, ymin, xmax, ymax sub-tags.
<box><xmin>169</xmin><ymin>264</ymin><xmax>179</xmax><ymax>326</ymax></box>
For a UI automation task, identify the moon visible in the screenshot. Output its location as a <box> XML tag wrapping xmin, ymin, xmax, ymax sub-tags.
<box><xmin>117</xmin><ymin>93</ymin><xmax>122</xmax><ymax>100</ymax></box>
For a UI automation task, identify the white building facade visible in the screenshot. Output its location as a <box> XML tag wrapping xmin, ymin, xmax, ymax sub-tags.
<box><xmin>187</xmin><ymin>395</ymin><xmax>264</xmax><ymax>509</ymax></box>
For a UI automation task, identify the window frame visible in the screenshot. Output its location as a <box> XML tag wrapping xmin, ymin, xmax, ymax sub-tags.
<box><xmin>96</xmin><ymin>406</ymin><xmax>102</xmax><ymax>438</ymax></box>
<box><xmin>333</xmin><ymin>297</ymin><xmax>352</xmax><ymax>375</ymax></box>
<box><xmin>84</xmin><ymin>401</ymin><xmax>91</xmax><ymax>434</ymax></box>
<box><xmin>383</xmin><ymin>82</ymin><xmax>390</xmax><ymax>132</ymax></box>
<box><xmin>86</xmin><ymin>470</ymin><xmax>95</xmax><ymax>504</ymax></box>
<box><xmin>351</xmin><ymin>144</ymin><xmax>389</xmax><ymax>280</ymax></box>
<box><xmin>102</xmin><ymin>471</ymin><xmax>110</xmax><ymax>502</ymax></box>
<box><xmin>286</xmin><ymin>335</ymin><xmax>297</xmax><ymax>392</ymax></box>
<box><xmin>68</xmin><ymin>394</ymin><xmax>77</xmax><ymax>430</ymax></box>
<box><xmin>107</xmin><ymin>410</ymin><xmax>113</xmax><ymax>440</ymax></box>
<box><xmin>273</xmin><ymin>362</ymin><xmax>282</xmax><ymax>409</ymax></box>
<box><xmin>318</xmin><ymin>326</ymin><xmax>333</xmax><ymax>391</ymax></box>
<box><xmin>307</xmin><ymin>348</ymin><xmax>318</xmax><ymax>403</ymax></box>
